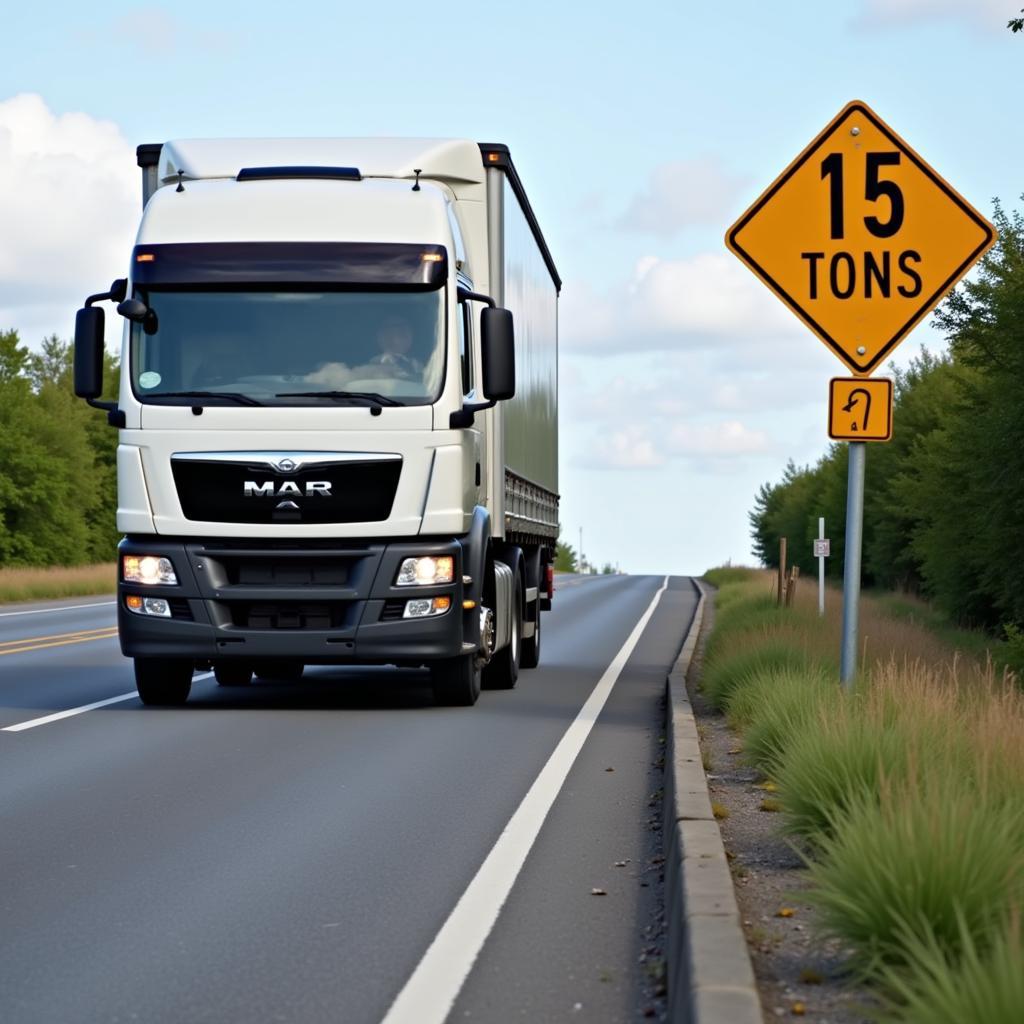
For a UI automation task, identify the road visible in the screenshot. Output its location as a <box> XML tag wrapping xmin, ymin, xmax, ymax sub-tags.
<box><xmin>0</xmin><ymin>575</ymin><xmax>697</xmax><ymax>1023</ymax></box>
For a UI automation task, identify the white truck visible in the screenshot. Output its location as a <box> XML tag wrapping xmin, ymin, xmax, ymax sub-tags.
<box><xmin>73</xmin><ymin>138</ymin><xmax>559</xmax><ymax>707</ymax></box>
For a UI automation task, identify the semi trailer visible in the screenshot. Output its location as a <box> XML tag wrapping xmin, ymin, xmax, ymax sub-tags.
<box><xmin>73</xmin><ymin>138</ymin><xmax>559</xmax><ymax>707</ymax></box>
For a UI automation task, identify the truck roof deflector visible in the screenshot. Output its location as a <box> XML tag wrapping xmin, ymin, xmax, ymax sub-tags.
<box><xmin>236</xmin><ymin>166</ymin><xmax>363</xmax><ymax>182</ymax></box>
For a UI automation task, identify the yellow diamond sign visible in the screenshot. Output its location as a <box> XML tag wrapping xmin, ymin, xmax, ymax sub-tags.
<box><xmin>726</xmin><ymin>101</ymin><xmax>996</xmax><ymax>375</ymax></box>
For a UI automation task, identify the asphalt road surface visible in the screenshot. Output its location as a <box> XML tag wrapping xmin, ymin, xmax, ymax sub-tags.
<box><xmin>0</xmin><ymin>575</ymin><xmax>697</xmax><ymax>1023</ymax></box>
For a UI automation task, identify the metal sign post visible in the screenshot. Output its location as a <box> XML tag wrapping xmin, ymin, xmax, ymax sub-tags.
<box><xmin>816</xmin><ymin>519</ymin><xmax>827</xmax><ymax>617</ymax></box>
<box><xmin>840</xmin><ymin>444</ymin><xmax>866</xmax><ymax>688</ymax></box>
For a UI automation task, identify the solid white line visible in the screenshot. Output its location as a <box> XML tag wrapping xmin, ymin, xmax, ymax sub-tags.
<box><xmin>2</xmin><ymin>672</ymin><xmax>215</xmax><ymax>733</ymax></box>
<box><xmin>0</xmin><ymin>600</ymin><xmax>116</xmax><ymax>618</ymax></box>
<box><xmin>380</xmin><ymin>576</ymin><xmax>670</xmax><ymax>1024</ymax></box>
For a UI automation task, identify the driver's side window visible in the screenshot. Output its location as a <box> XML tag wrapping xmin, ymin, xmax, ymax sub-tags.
<box><xmin>458</xmin><ymin>303</ymin><xmax>474</xmax><ymax>396</ymax></box>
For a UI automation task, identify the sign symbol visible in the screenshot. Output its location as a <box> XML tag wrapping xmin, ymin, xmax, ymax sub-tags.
<box><xmin>828</xmin><ymin>378</ymin><xmax>893</xmax><ymax>442</ymax></box>
<box><xmin>841</xmin><ymin>387</ymin><xmax>872</xmax><ymax>432</ymax></box>
<box><xmin>276</xmin><ymin>458</ymin><xmax>296</xmax><ymax>473</ymax></box>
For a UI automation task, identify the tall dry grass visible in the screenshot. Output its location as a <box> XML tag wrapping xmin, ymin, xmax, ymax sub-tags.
<box><xmin>707</xmin><ymin>567</ymin><xmax>1007</xmax><ymax>688</ymax></box>
<box><xmin>701</xmin><ymin>567</ymin><xmax>1024</xmax><ymax>1019</ymax></box>
<box><xmin>0</xmin><ymin>564</ymin><xmax>117</xmax><ymax>603</ymax></box>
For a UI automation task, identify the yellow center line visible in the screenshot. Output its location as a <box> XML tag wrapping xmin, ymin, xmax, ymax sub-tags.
<box><xmin>0</xmin><ymin>628</ymin><xmax>119</xmax><ymax>657</ymax></box>
<box><xmin>0</xmin><ymin>626</ymin><xmax>119</xmax><ymax>649</ymax></box>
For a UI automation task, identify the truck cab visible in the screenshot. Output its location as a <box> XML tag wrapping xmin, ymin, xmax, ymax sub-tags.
<box><xmin>74</xmin><ymin>139</ymin><xmax>559</xmax><ymax>707</ymax></box>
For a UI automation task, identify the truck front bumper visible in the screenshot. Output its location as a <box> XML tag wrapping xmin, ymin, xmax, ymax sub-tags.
<box><xmin>117</xmin><ymin>536</ymin><xmax>472</xmax><ymax>665</ymax></box>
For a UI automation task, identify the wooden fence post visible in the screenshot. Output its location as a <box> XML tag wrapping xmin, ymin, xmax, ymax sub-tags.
<box><xmin>777</xmin><ymin>538</ymin><xmax>787</xmax><ymax>607</ymax></box>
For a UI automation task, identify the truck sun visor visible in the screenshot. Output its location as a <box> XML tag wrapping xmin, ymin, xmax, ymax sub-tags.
<box><xmin>130</xmin><ymin>243</ymin><xmax>447</xmax><ymax>288</ymax></box>
<box><xmin>237</xmin><ymin>165</ymin><xmax>362</xmax><ymax>182</ymax></box>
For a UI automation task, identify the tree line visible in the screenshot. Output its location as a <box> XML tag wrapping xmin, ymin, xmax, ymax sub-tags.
<box><xmin>0</xmin><ymin>331</ymin><xmax>120</xmax><ymax>566</ymax></box>
<box><xmin>750</xmin><ymin>201</ymin><xmax>1024</xmax><ymax>632</ymax></box>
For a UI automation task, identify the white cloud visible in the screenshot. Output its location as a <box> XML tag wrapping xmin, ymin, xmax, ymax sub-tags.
<box><xmin>577</xmin><ymin>425</ymin><xmax>667</xmax><ymax>470</ymax></box>
<box><xmin>616</xmin><ymin>157</ymin><xmax>749</xmax><ymax>237</ymax></box>
<box><xmin>74</xmin><ymin>7</ymin><xmax>236</xmax><ymax>56</ymax></box>
<box><xmin>0</xmin><ymin>93</ymin><xmax>138</xmax><ymax>348</ymax></box>
<box><xmin>853</xmin><ymin>0</ymin><xmax>1009</xmax><ymax>30</ymax></box>
<box><xmin>666</xmin><ymin>420</ymin><xmax>771</xmax><ymax>458</ymax></box>
<box><xmin>561</xmin><ymin>250</ymin><xmax>802</xmax><ymax>355</ymax></box>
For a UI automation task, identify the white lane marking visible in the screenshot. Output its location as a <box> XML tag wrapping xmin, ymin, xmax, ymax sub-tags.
<box><xmin>381</xmin><ymin>576</ymin><xmax>670</xmax><ymax>1024</ymax></box>
<box><xmin>0</xmin><ymin>600</ymin><xmax>116</xmax><ymax>619</ymax></box>
<box><xmin>2</xmin><ymin>671</ymin><xmax>215</xmax><ymax>733</ymax></box>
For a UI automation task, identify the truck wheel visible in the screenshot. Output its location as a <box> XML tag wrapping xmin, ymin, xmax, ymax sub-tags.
<box><xmin>520</xmin><ymin>601</ymin><xmax>541</xmax><ymax>670</ymax></box>
<box><xmin>254</xmin><ymin>660</ymin><xmax>304</xmax><ymax>682</ymax></box>
<box><xmin>135</xmin><ymin>658</ymin><xmax>193</xmax><ymax>706</ymax></box>
<box><xmin>483</xmin><ymin>575</ymin><xmax>522</xmax><ymax>690</ymax></box>
<box><xmin>431</xmin><ymin>655</ymin><xmax>481</xmax><ymax>706</ymax></box>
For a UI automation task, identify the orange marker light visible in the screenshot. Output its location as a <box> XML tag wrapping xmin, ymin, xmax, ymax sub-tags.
<box><xmin>433</xmin><ymin>596</ymin><xmax>452</xmax><ymax>612</ymax></box>
<box><xmin>421</xmin><ymin>253</ymin><xmax>443</xmax><ymax>262</ymax></box>
<box><xmin>487</xmin><ymin>153</ymin><xmax>500</xmax><ymax>162</ymax></box>
<box><xmin>462</xmin><ymin>599</ymin><xmax>476</xmax><ymax>610</ymax></box>
<box><xmin>136</xmin><ymin>253</ymin><xmax>156</xmax><ymax>262</ymax></box>
<box><xmin>126</xmin><ymin>595</ymin><xmax>143</xmax><ymax>611</ymax></box>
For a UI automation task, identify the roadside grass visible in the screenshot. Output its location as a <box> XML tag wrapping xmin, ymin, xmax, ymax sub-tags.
<box><xmin>878</xmin><ymin>913</ymin><xmax>1024</xmax><ymax>1024</ymax></box>
<box><xmin>806</xmin><ymin>776</ymin><xmax>1024</xmax><ymax>978</ymax></box>
<box><xmin>725</xmin><ymin>664</ymin><xmax>839</xmax><ymax>776</ymax></box>
<box><xmin>0</xmin><ymin>564</ymin><xmax>117</xmax><ymax>604</ymax></box>
<box><xmin>699</xmin><ymin>565</ymin><xmax>1024</xmax><ymax>1017</ymax></box>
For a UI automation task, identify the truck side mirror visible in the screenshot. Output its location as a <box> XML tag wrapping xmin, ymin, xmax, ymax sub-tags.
<box><xmin>481</xmin><ymin>307</ymin><xmax>515</xmax><ymax>401</ymax></box>
<box><xmin>74</xmin><ymin>306</ymin><xmax>105</xmax><ymax>399</ymax></box>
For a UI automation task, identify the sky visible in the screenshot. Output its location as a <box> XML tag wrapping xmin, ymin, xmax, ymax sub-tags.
<box><xmin>1</xmin><ymin>0</ymin><xmax>1022</xmax><ymax>575</ymax></box>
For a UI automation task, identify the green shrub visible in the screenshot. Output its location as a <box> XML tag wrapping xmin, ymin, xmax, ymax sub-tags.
<box><xmin>774</xmin><ymin>691</ymin><xmax>974</xmax><ymax>840</ymax></box>
<box><xmin>702</xmin><ymin>565</ymin><xmax>756</xmax><ymax>588</ymax></box>
<box><xmin>880</xmin><ymin>913</ymin><xmax>1024</xmax><ymax>1024</ymax></box>
<box><xmin>806</xmin><ymin>780</ymin><xmax>1024</xmax><ymax>977</ymax></box>
<box><xmin>701</xmin><ymin>639</ymin><xmax>812</xmax><ymax>711</ymax></box>
<box><xmin>727</xmin><ymin>665</ymin><xmax>838</xmax><ymax>774</ymax></box>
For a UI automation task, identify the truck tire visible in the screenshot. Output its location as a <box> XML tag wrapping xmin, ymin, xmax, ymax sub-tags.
<box><xmin>135</xmin><ymin>658</ymin><xmax>192</xmax><ymax>706</ymax></box>
<box><xmin>431</xmin><ymin>655</ymin><xmax>481</xmax><ymax>706</ymax></box>
<box><xmin>520</xmin><ymin>600</ymin><xmax>541</xmax><ymax>669</ymax></box>
<box><xmin>254</xmin><ymin>660</ymin><xmax>304</xmax><ymax>682</ymax></box>
<box><xmin>483</xmin><ymin>574</ymin><xmax>522</xmax><ymax>690</ymax></box>
<box><xmin>214</xmin><ymin>662</ymin><xmax>253</xmax><ymax>687</ymax></box>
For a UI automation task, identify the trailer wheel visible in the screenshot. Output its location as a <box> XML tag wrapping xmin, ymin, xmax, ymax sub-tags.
<box><xmin>254</xmin><ymin>660</ymin><xmax>304</xmax><ymax>682</ymax></box>
<box><xmin>135</xmin><ymin>658</ymin><xmax>193</xmax><ymax>706</ymax></box>
<box><xmin>520</xmin><ymin>599</ymin><xmax>541</xmax><ymax>670</ymax></box>
<box><xmin>483</xmin><ymin>574</ymin><xmax>522</xmax><ymax>690</ymax></box>
<box><xmin>431</xmin><ymin>655</ymin><xmax>482</xmax><ymax>706</ymax></box>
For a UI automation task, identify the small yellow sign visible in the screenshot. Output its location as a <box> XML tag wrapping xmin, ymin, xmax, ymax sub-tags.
<box><xmin>727</xmin><ymin>101</ymin><xmax>996</xmax><ymax>376</ymax></box>
<box><xmin>828</xmin><ymin>377</ymin><xmax>893</xmax><ymax>441</ymax></box>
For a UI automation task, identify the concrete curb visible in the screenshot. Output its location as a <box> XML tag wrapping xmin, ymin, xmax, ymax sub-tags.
<box><xmin>664</xmin><ymin>579</ymin><xmax>761</xmax><ymax>1024</ymax></box>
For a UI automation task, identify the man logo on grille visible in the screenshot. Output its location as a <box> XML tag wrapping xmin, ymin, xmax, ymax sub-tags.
<box><xmin>243</xmin><ymin>481</ymin><xmax>332</xmax><ymax>498</ymax></box>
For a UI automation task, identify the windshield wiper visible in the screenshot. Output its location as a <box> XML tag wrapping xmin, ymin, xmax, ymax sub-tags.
<box><xmin>149</xmin><ymin>390</ymin><xmax>264</xmax><ymax>406</ymax></box>
<box><xmin>275</xmin><ymin>390</ymin><xmax>404</xmax><ymax>407</ymax></box>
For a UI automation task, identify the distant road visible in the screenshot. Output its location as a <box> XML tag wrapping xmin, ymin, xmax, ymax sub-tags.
<box><xmin>0</xmin><ymin>574</ymin><xmax>696</xmax><ymax>1023</ymax></box>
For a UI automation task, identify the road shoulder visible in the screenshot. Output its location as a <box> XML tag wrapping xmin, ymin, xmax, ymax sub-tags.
<box><xmin>664</xmin><ymin>579</ymin><xmax>761</xmax><ymax>1024</ymax></box>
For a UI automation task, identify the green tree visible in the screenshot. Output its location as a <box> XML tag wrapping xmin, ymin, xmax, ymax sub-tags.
<box><xmin>0</xmin><ymin>330</ymin><xmax>120</xmax><ymax>566</ymax></box>
<box><xmin>910</xmin><ymin>202</ymin><xmax>1024</xmax><ymax>626</ymax></box>
<box><xmin>554</xmin><ymin>540</ymin><xmax>577</xmax><ymax>573</ymax></box>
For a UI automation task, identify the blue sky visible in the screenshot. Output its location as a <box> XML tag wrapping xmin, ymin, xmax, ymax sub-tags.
<box><xmin>1</xmin><ymin>1</ymin><xmax>1022</xmax><ymax>573</ymax></box>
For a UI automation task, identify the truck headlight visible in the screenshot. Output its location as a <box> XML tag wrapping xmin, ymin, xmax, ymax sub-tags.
<box><xmin>123</xmin><ymin>555</ymin><xmax>178</xmax><ymax>585</ymax></box>
<box><xmin>395</xmin><ymin>555</ymin><xmax>454</xmax><ymax>587</ymax></box>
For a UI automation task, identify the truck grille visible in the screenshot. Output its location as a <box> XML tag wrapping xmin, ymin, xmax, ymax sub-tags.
<box><xmin>171</xmin><ymin>457</ymin><xmax>402</xmax><ymax>524</ymax></box>
<box><xmin>227</xmin><ymin>601</ymin><xmax>353</xmax><ymax>630</ymax></box>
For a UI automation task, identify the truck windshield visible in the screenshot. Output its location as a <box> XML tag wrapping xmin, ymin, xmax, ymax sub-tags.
<box><xmin>129</xmin><ymin>289</ymin><xmax>445</xmax><ymax>405</ymax></box>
